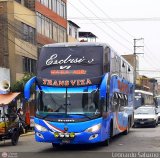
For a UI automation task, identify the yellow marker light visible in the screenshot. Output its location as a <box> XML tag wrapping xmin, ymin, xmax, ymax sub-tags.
<box><xmin>54</xmin><ymin>132</ymin><xmax>59</xmax><ymax>138</ymax></box>
<box><xmin>69</xmin><ymin>132</ymin><xmax>75</xmax><ymax>138</ymax></box>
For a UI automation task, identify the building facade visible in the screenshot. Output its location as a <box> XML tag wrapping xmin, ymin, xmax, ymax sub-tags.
<box><xmin>0</xmin><ymin>0</ymin><xmax>37</xmax><ymax>84</ymax></box>
<box><xmin>67</xmin><ymin>20</ymin><xmax>80</xmax><ymax>42</ymax></box>
<box><xmin>36</xmin><ymin>0</ymin><xmax>67</xmax><ymax>48</ymax></box>
<box><xmin>0</xmin><ymin>0</ymin><xmax>67</xmax><ymax>84</ymax></box>
<box><xmin>79</xmin><ymin>32</ymin><xmax>97</xmax><ymax>42</ymax></box>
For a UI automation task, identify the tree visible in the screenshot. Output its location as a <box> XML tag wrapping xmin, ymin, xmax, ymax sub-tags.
<box><xmin>11</xmin><ymin>73</ymin><xmax>35</xmax><ymax>96</ymax></box>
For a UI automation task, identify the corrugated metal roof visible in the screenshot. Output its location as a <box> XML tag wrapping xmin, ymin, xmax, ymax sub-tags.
<box><xmin>0</xmin><ymin>92</ymin><xmax>20</xmax><ymax>106</ymax></box>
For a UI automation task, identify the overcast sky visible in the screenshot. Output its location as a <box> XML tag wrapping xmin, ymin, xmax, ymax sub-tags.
<box><xmin>67</xmin><ymin>0</ymin><xmax>160</xmax><ymax>80</ymax></box>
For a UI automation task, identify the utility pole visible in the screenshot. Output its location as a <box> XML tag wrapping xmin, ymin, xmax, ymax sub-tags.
<box><xmin>133</xmin><ymin>38</ymin><xmax>144</xmax><ymax>88</ymax></box>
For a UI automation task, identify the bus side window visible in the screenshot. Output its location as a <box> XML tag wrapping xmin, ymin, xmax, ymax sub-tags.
<box><xmin>120</xmin><ymin>94</ymin><xmax>128</xmax><ymax>107</ymax></box>
<box><xmin>111</xmin><ymin>93</ymin><xmax>118</xmax><ymax>111</ymax></box>
<box><xmin>124</xmin><ymin>95</ymin><xmax>128</xmax><ymax>106</ymax></box>
<box><xmin>82</xmin><ymin>89</ymin><xmax>88</xmax><ymax>109</ymax></box>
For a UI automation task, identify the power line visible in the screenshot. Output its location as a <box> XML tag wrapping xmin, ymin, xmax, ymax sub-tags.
<box><xmin>89</xmin><ymin>0</ymin><xmax>135</xmax><ymax>39</ymax></box>
<box><xmin>0</xmin><ymin>29</ymin><xmax>37</xmax><ymax>59</ymax></box>
<box><xmin>3</xmin><ymin>12</ymin><xmax>160</xmax><ymax>22</ymax></box>
<box><xmin>0</xmin><ymin>16</ymin><xmax>37</xmax><ymax>58</ymax></box>
<box><xmin>88</xmin><ymin>0</ymin><xmax>160</xmax><ymax>74</ymax></box>
<box><xmin>137</xmin><ymin>70</ymin><xmax>160</xmax><ymax>72</ymax></box>
<box><xmin>68</xmin><ymin>1</ymin><xmax>133</xmax><ymax>53</ymax></box>
<box><xmin>68</xmin><ymin>17</ymin><xmax>160</xmax><ymax>22</ymax></box>
<box><xmin>7</xmin><ymin>26</ymin><xmax>37</xmax><ymax>59</ymax></box>
<box><xmin>86</xmin><ymin>1</ymin><xmax>160</xmax><ymax>71</ymax></box>
<box><xmin>79</xmin><ymin>0</ymin><xmax>133</xmax><ymax>47</ymax></box>
<box><xmin>68</xmin><ymin>1</ymin><xmax>160</xmax><ymax>76</ymax></box>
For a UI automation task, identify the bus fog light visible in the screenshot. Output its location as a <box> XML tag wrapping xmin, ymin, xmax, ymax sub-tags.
<box><xmin>59</xmin><ymin>133</ymin><xmax>65</xmax><ymax>138</ymax></box>
<box><xmin>89</xmin><ymin>134</ymin><xmax>98</xmax><ymax>140</ymax></box>
<box><xmin>65</xmin><ymin>133</ymin><xmax>70</xmax><ymax>138</ymax></box>
<box><xmin>36</xmin><ymin>132</ymin><xmax>44</xmax><ymax>139</ymax></box>
<box><xmin>69</xmin><ymin>132</ymin><xmax>75</xmax><ymax>138</ymax></box>
<box><xmin>54</xmin><ymin>132</ymin><xmax>59</xmax><ymax>138</ymax></box>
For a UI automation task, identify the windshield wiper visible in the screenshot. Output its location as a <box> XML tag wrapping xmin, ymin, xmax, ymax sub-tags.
<box><xmin>42</xmin><ymin>114</ymin><xmax>53</xmax><ymax>119</ymax></box>
<box><xmin>68</xmin><ymin>113</ymin><xmax>93</xmax><ymax>120</ymax></box>
<box><xmin>36</xmin><ymin>114</ymin><xmax>58</xmax><ymax>119</ymax></box>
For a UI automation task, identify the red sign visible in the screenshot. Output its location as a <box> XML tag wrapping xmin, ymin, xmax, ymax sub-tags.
<box><xmin>50</xmin><ymin>70</ymin><xmax>87</xmax><ymax>75</ymax></box>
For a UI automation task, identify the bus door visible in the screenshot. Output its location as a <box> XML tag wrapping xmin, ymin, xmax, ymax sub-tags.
<box><xmin>112</xmin><ymin>93</ymin><xmax>126</xmax><ymax>135</ymax></box>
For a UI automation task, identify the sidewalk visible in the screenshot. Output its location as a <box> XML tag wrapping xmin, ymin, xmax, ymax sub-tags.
<box><xmin>20</xmin><ymin>131</ymin><xmax>34</xmax><ymax>137</ymax></box>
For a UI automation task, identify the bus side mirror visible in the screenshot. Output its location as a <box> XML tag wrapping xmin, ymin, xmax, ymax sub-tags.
<box><xmin>24</xmin><ymin>76</ymin><xmax>36</xmax><ymax>101</ymax></box>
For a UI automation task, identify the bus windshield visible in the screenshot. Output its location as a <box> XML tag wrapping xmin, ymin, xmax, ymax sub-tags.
<box><xmin>36</xmin><ymin>86</ymin><xmax>101</xmax><ymax>118</ymax></box>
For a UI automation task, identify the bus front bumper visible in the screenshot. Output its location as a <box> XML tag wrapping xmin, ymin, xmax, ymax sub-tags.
<box><xmin>35</xmin><ymin>130</ymin><xmax>102</xmax><ymax>144</ymax></box>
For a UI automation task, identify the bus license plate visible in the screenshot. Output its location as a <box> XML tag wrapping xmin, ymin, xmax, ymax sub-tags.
<box><xmin>62</xmin><ymin>139</ymin><xmax>70</xmax><ymax>144</ymax></box>
<box><xmin>140</xmin><ymin>122</ymin><xmax>144</xmax><ymax>124</ymax></box>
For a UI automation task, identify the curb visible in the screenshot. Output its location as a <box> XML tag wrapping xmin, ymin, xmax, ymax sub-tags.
<box><xmin>20</xmin><ymin>131</ymin><xmax>34</xmax><ymax>137</ymax></box>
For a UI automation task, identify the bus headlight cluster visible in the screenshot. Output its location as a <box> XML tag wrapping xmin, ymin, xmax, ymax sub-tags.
<box><xmin>85</xmin><ymin>123</ymin><xmax>101</xmax><ymax>133</ymax></box>
<box><xmin>54</xmin><ymin>132</ymin><xmax>75</xmax><ymax>138</ymax></box>
<box><xmin>35</xmin><ymin>123</ymin><xmax>47</xmax><ymax>132</ymax></box>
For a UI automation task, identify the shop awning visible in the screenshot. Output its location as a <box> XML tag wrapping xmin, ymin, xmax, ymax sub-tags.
<box><xmin>0</xmin><ymin>92</ymin><xmax>20</xmax><ymax>106</ymax></box>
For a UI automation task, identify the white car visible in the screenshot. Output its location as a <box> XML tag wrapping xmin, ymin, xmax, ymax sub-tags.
<box><xmin>134</xmin><ymin>106</ymin><xmax>158</xmax><ymax>127</ymax></box>
<box><xmin>157</xmin><ymin>106</ymin><xmax>160</xmax><ymax>124</ymax></box>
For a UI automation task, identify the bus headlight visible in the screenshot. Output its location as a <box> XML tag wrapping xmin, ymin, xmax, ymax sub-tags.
<box><xmin>35</xmin><ymin>123</ymin><xmax>47</xmax><ymax>132</ymax></box>
<box><xmin>85</xmin><ymin>123</ymin><xmax>101</xmax><ymax>133</ymax></box>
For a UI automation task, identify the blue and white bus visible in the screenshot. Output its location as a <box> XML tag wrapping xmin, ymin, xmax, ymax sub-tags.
<box><xmin>24</xmin><ymin>42</ymin><xmax>134</xmax><ymax>146</ymax></box>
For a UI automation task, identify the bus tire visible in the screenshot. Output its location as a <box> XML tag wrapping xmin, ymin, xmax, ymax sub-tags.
<box><xmin>101</xmin><ymin>138</ymin><xmax>109</xmax><ymax>146</ymax></box>
<box><xmin>110</xmin><ymin>120</ymin><xmax>113</xmax><ymax>139</ymax></box>
<box><xmin>101</xmin><ymin>121</ymin><xmax>113</xmax><ymax>146</ymax></box>
<box><xmin>105</xmin><ymin>139</ymin><xmax>110</xmax><ymax>146</ymax></box>
<box><xmin>52</xmin><ymin>143</ymin><xmax>60</xmax><ymax>148</ymax></box>
<box><xmin>123</xmin><ymin>119</ymin><xmax>130</xmax><ymax>135</ymax></box>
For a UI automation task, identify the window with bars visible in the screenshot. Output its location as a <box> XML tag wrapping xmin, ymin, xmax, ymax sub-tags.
<box><xmin>22</xmin><ymin>23</ymin><xmax>36</xmax><ymax>45</ymax></box>
<box><xmin>38</xmin><ymin>0</ymin><xmax>66</xmax><ymax>19</ymax></box>
<box><xmin>36</xmin><ymin>12</ymin><xmax>66</xmax><ymax>42</ymax></box>
<box><xmin>23</xmin><ymin>57</ymin><xmax>37</xmax><ymax>74</ymax></box>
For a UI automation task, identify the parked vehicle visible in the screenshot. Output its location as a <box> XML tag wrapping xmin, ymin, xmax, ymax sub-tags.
<box><xmin>156</xmin><ymin>106</ymin><xmax>160</xmax><ymax>124</ymax></box>
<box><xmin>0</xmin><ymin>93</ymin><xmax>24</xmax><ymax>145</ymax></box>
<box><xmin>134</xmin><ymin>90</ymin><xmax>153</xmax><ymax>109</ymax></box>
<box><xmin>134</xmin><ymin>105</ymin><xmax>158</xmax><ymax>128</ymax></box>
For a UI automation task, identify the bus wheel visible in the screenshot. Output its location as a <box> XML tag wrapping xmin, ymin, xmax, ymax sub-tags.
<box><xmin>123</xmin><ymin>120</ymin><xmax>130</xmax><ymax>135</ymax></box>
<box><xmin>101</xmin><ymin>122</ymin><xmax>112</xmax><ymax>146</ymax></box>
<box><xmin>101</xmin><ymin>138</ymin><xmax>109</xmax><ymax>146</ymax></box>
<box><xmin>52</xmin><ymin>143</ymin><xmax>60</xmax><ymax>148</ymax></box>
<box><xmin>105</xmin><ymin>139</ymin><xmax>109</xmax><ymax>146</ymax></box>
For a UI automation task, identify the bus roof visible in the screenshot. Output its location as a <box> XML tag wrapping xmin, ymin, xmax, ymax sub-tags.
<box><xmin>42</xmin><ymin>42</ymin><xmax>108</xmax><ymax>48</ymax></box>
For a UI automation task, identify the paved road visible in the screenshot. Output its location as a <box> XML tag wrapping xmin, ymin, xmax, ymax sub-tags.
<box><xmin>0</xmin><ymin>125</ymin><xmax>160</xmax><ymax>158</ymax></box>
